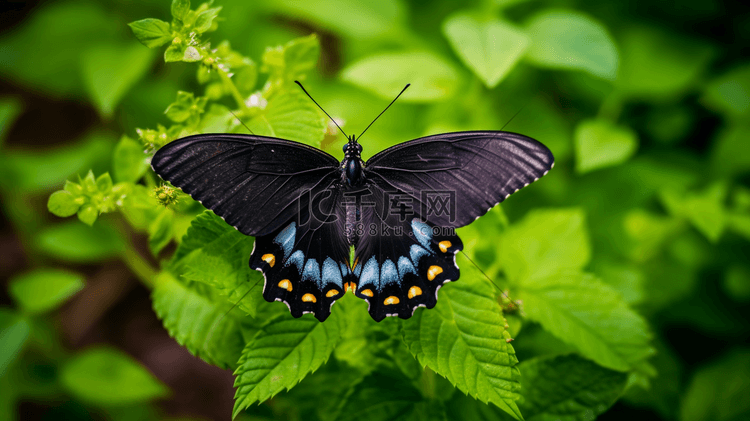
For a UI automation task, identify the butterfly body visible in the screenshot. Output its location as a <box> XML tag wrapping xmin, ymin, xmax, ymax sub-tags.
<box><xmin>152</xmin><ymin>130</ymin><xmax>554</xmax><ymax>322</ymax></box>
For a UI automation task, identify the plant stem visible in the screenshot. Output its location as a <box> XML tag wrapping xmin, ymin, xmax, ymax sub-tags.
<box><xmin>217</xmin><ymin>66</ymin><xmax>247</xmax><ymax>110</ymax></box>
<box><xmin>122</xmin><ymin>244</ymin><xmax>157</xmax><ymax>289</ymax></box>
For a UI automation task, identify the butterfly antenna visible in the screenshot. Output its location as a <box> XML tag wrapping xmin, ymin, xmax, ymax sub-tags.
<box><xmin>229</xmin><ymin>110</ymin><xmax>255</xmax><ymax>135</ymax></box>
<box><xmin>358</xmin><ymin>84</ymin><xmax>410</xmax><ymax>140</ymax></box>
<box><xmin>459</xmin><ymin>250</ymin><xmax>512</xmax><ymax>301</ymax></box>
<box><xmin>500</xmin><ymin>102</ymin><xmax>528</xmax><ymax>131</ymax></box>
<box><xmin>294</xmin><ymin>81</ymin><xmax>349</xmax><ymax>139</ymax></box>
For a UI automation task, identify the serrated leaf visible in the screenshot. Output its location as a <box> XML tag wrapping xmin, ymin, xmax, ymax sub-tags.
<box><xmin>341</xmin><ymin>51</ymin><xmax>460</xmax><ymax>102</ymax></box>
<box><xmin>112</xmin><ymin>135</ymin><xmax>149</xmax><ymax>183</ymax></box>
<box><xmin>516</xmin><ymin>354</ymin><xmax>628</xmax><ymax>420</ymax></box>
<box><xmin>8</xmin><ymin>269</ymin><xmax>84</xmax><ymax>314</ymax></box>
<box><xmin>525</xmin><ymin>10</ymin><xmax>618</xmax><ymax>80</ymax></box>
<box><xmin>262</xmin><ymin>34</ymin><xmax>320</xmax><ymax>87</ymax></box>
<box><xmin>400</xmin><ymin>260</ymin><xmax>522</xmax><ymax>420</ymax></box>
<box><xmin>81</xmin><ymin>43</ymin><xmax>155</xmax><ymax>118</ymax></box>
<box><xmin>35</xmin><ymin>219</ymin><xmax>125</xmax><ymax>262</ymax></box>
<box><xmin>164</xmin><ymin>43</ymin><xmax>186</xmax><ymax>62</ymax></box>
<box><xmin>152</xmin><ymin>272</ymin><xmax>253</xmax><ymax>369</ymax></box>
<box><xmin>232</xmin><ymin>312</ymin><xmax>345</xmax><ymax>417</ymax></box>
<box><xmin>0</xmin><ymin>309</ymin><xmax>30</xmax><ymax>377</ymax></box>
<box><xmin>171</xmin><ymin>211</ymin><xmax>263</xmax><ymax>316</ymax></box>
<box><xmin>128</xmin><ymin>18</ymin><xmax>172</xmax><ymax>48</ymax></box>
<box><xmin>194</xmin><ymin>7</ymin><xmax>221</xmax><ymax>33</ymax></box>
<box><xmin>499</xmin><ymin>208</ymin><xmax>590</xmax><ymax>283</ymax></box>
<box><xmin>680</xmin><ymin>349</ymin><xmax>750</xmax><ymax>421</ymax></box>
<box><xmin>574</xmin><ymin>119</ymin><xmax>638</xmax><ymax>174</ymax></box>
<box><xmin>47</xmin><ymin>190</ymin><xmax>82</xmax><ymax>217</ymax></box>
<box><xmin>261</xmin><ymin>89</ymin><xmax>327</xmax><ymax>147</ymax></box>
<box><xmin>518</xmin><ymin>272</ymin><xmax>653</xmax><ymax>371</ymax></box>
<box><xmin>60</xmin><ymin>346</ymin><xmax>169</xmax><ymax>406</ymax></box>
<box><xmin>334</xmin><ymin>371</ymin><xmax>438</xmax><ymax>421</ymax></box>
<box><xmin>443</xmin><ymin>14</ymin><xmax>529</xmax><ymax>88</ymax></box>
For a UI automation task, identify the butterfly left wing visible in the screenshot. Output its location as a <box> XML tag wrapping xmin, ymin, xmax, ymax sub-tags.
<box><xmin>364</xmin><ymin>131</ymin><xmax>554</xmax><ymax>228</ymax></box>
<box><xmin>249</xmin><ymin>185</ymin><xmax>355</xmax><ymax>322</ymax></box>
<box><xmin>351</xmin><ymin>184</ymin><xmax>462</xmax><ymax>322</ymax></box>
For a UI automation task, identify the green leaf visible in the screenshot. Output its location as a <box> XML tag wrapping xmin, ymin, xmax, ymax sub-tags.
<box><xmin>193</xmin><ymin>7</ymin><xmax>222</xmax><ymax>33</ymax></box>
<box><xmin>47</xmin><ymin>190</ymin><xmax>82</xmax><ymax>217</ymax></box>
<box><xmin>518</xmin><ymin>272</ymin><xmax>653</xmax><ymax>371</ymax></box>
<box><xmin>0</xmin><ymin>309</ymin><xmax>30</xmax><ymax>377</ymax></box>
<box><xmin>8</xmin><ymin>269</ymin><xmax>84</xmax><ymax>314</ymax></box>
<box><xmin>334</xmin><ymin>371</ymin><xmax>437</xmax><ymax>421</ymax></box>
<box><xmin>60</xmin><ymin>346</ymin><xmax>169</xmax><ymax>406</ymax></box>
<box><xmin>77</xmin><ymin>204</ymin><xmax>98</xmax><ymax>226</ymax></box>
<box><xmin>112</xmin><ymin>135</ymin><xmax>149</xmax><ymax>183</ymax></box>
<box><xmin>182</xmin><ymin>45</ymin><xmax>203</xmax><ymax>62</ymax></box>
<box><xmin>0</xmin><ymin>130</ymin><xmax>114</xmax><ymax>193</ymax></box>
<box><xmin>81</xmin><ymin>43</ymin><xmax>155</xmax><ymax>118</ymax></box>
<box><xmin>148</xmin><ymin>208</ymin><xmax>174</xmax><ymax>255</ymax></box>
<box><xmin>128</xmin><ymin>18</ymin><xmax>173</xmax><ymax>48</ymax></box>
<box><xmin>0</xmin><ymin>96</ymin><xmax>23</xmax><ymax>147</ymax></box>
<box><xmin>152</xmin><ymin>272</ymin><xmax>253</xmax><ymax>369</ymax></box>
<box><xmin>171</xmin><ymin>0</ymin><xmax>190</xmax><ymax>21</ymax></box>
<box><xmin>341</xmin><ymin>51</ymin><xmax>460</xmax><ymax>102</ymax></box>
<box><xmin>710</xmin><ymin>124</ymin><xmax>750</xmax><ymax>178</ymax></box>
<box><xmin>171</xmin><ymin>211</ymin><xmax>262</xmax><ymax>317</ymax></box>
<box><xmin>659</xmin><ymin>183</ymin><xmax>727</xmax><ymax>243</ymax></box>
<box><xmin>35</xmin><ymin>219</ymin><xmax>125</xmax><ymax>262</ymax></box>
<box><xmin>616</xmin><ymin>27</ymin><xmax>716</xmax><ymax>99</ymax></box>
<box><xmin>680</xmin><ymin>349</ymin><xmax>750</xmax><ymax>421</ymax></box>
<box><xmin>724</xmin><ymin>265</ymin><xmax>750</xmax><ymax>302</ymax></box>
<box><xmin>574</xmin><ymin>119</ymin><xmax>638</xmax><ymax>174</ymax></box>
<box><xmin>262</xmin><ymin>34</ymin><xmax>320</xmax><ymax>87</ymax></box>
<box><xmin>499</xmin><ymin>208</ymin><xmax>590</xmax><ymax>283</ymax></box>
<box><xmin>442</xmin><ymin>14</ymin><xmax>529</xmax><ymax>88</ymax></box>
<box><xmin>262</xmin><ymin>89</ymin><xmax>327</xmax><ymax>146</ymax></box>
<box><xmin>702</xmin><ymin>64</ymin><xmax>750</xmax><ymax>117</ymax></box>
<box><xmin>401</xmin><ymin>260</ymin><xmax>522</xmax><ymax>420</ymax></box>
<box><xmin>232</xmin><ymin>312</ymin><xmax>345</xmax><ymax>417</ymax></box>
<box><xmin>525</xmin><ymin>10</ymin><xmax>618</xmax><ymax>80</ymax></box>
<box><xmin>164</xmin><ymin>42</ymin><xmax>186</xmax><ymax>62</ymax></box>
<box><xmin>515</xmin><ymin>354</ymin><xmax>628</xmax><ymax>420</ymax></box>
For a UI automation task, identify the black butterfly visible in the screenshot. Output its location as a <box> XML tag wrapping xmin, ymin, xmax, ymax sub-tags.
<box><xmin>151</xmin><ymin>84</ymin><xmax>554</xmax><ymax>322</ymax></box>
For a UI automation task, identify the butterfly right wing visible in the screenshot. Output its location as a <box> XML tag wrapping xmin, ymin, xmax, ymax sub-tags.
<box><xmin>151</xmin><ymin>133</ymin><xmax>340</xmax><ymax>237</ymax></box>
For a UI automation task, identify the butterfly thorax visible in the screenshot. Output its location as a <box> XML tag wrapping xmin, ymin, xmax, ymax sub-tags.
<box><xmin>341</xmin><ymin>136</ymin><xmax>364</xmax><ymax>186</ymax></box>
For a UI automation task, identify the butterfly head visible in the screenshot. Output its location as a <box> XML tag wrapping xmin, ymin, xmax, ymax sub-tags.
<box><xmin>342</xmin><ymin>135</ymin><xmax>363</xmax><ymax>156</ymax></box>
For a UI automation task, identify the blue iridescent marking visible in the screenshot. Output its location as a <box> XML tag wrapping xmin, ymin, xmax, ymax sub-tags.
<box><xmin>287</xmin><ymin>250</ymin><xmax>305</xmax><ymax>273</ymax></box>
<box><xmin>322</xmin><ymin>258</ymin><xmax>343</xmax><ymax>287</ymax></box>
<box><xmin>412</xmin><ymin>219</ymin><xmax>432</xmax><ymax>249</ymax></box>
<box><xmin>410</xmin><ymin>244</ymin><xmax>430</xmax><ymax>266</ymax></box>
<box><xmin>397</xmin><ymin>256</ymin><xmax>416</xmax><ymax>278</ymax></box>
<box><xmin>353</xmin><ymin>259</ymin><xmax>363</xmax><ymax>277</ymax></box>
<box><xmin>359</xmin><ymin>256</ymin><xmax>379</xmax><ymax>288</ymax></box>
<box><xmin>381</xmin><ymin>259</ymin><xmax>398</xmax><ymax>286</ymax></box>
<box><xmin>302</xmin><ymin>259</ymin><xmax>321</xmax><ymax>284</ymax></box>
<box><xmin>273</xmin><ymin>222</ymin><xmax>296</xmax><ymax>260</ymax></box>
<box><xmin>339</xmin><ymin>262</ymin><xmax>350</xmax><ymax>276</ymax></box>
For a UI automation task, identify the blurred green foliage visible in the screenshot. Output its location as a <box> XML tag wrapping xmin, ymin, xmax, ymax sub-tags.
<box><xmin>1</xmin><ymin>0</ymin><xmax>749</xmax><ymax>420</ymax></box>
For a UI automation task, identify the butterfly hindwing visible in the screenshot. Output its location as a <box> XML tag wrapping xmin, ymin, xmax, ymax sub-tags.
<box><xmin>249</xmin><ymin>185</ymin><xmax>353</xmax><ymax>321</ymax></box>
<box><xmin>151</xmin><ymin>134</ymin><xmax>339</xmax><ymax>236</ymax></box>
<box><xmin>352</xmin><ymin>184</ymin><xmax>462</xmax><ymax>321</ymax></box>
<box><xmin>365</xmin><ymin>131</ymin><xmax>554</xmax><ymax>228</ymax></box>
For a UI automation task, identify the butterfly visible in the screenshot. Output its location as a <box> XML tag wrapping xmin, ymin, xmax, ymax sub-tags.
<box><xmin>151</xmin><ymin>83</ymin><xmax>554</xmax><ymax>322</ymax></box>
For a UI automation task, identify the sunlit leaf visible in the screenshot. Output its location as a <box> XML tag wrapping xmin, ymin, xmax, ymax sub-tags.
<box><xmin>148</xmin><ymin>207</ymin><xmax>174</xmax><ymax>255</ymax></box>
<box><xmin>233</xmin><ymin>312</ymin><xmax>344</xmax><ymax>418</ymax></box>
<box><xmin>401</xmin><ymin>261</ymin><xmax>522</xmax><ymax>420</ymax></box>
<box><xmin>342</xmin><ymin>51</ymin><xmax>460</xmax><ymax>102</ymax></box>
<box><xmin>574</xmin><ymin>119</ymin><xmax>638</xmax><ymax>174</ymax></box>
<box><xmin>60</xmin><ymin>347</ymin><xmax>170</xmax><ymax>406</ymax></box>
<box><xmin>128</xmin><ymin>18</ymin><xmax>173</xmax><ymax>48</ymax></box>
<box><xmin>519</xmin><ymin>272</ymin><xmax>654</xmax><ymax>371</ymax></box>
<box><xmin>525</xmin><ymin>10</ymin><xmax>618</xmax><ymax>80</ymax></box>
<box><xmin>261</xmin><ymin>89</ymin><xmax>327</xmax><ymax>147</ymax></box>
<box><xmin>112</xmin><ymin>135</ymin><xmax>149</xmax><ymax>183</ymax></box>
<box><xmin>659</xmin><ymin>183</ymin><xmax>727</xmax><ymax>243</ymax></box>
<box><xmin>499</xmin><ymin>208</ymin><xmax>591</xmax><ymax>283</ymax></box>
<box><xmin>35</xmin><ymin>219</ymin><xmax>125</xmax><ymax>262</ymax></box>
<box><xmin>8</xmin><ymin>269</ymin><xmax>84</xmax><ymax>314</ymax></box>
<box><xmin>152</xmin><ymin>272</ymin><xmax>254</xmax><ymax>369</ymax></box>
<box><xmin>443</xmin><ymin>14</ymin><xmax>529</xmax><ymax>88</ymax></box>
